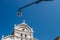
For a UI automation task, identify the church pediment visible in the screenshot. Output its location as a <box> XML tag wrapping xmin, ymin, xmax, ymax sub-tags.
<box><xmin>14</xmin><ymin>20</ymin><xmax>33</xmax><ymax>32</ymax></box>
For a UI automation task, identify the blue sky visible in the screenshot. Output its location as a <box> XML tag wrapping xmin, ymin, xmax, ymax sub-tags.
<box><xmin>0</xmin><ymin>0</ymin><xmax>60</xmax><ymax>40</ymax></box>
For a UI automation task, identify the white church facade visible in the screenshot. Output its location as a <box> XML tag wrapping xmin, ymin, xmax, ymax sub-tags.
<box><xmin>1</xmin><ymin>20</ymin><xmax>37</xmax><ymax>40</ymax></box>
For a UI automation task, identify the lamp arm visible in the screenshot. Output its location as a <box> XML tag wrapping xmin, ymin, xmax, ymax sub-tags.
<box><xmin>19</xmin><ymin>0</ymin><xmax>41</xmax><ymax>10</ymax></box>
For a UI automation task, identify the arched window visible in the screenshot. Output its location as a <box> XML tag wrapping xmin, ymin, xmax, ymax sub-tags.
<box><xmin>21</xmin><ymin>34</ymin><xmax>22</xmax><ymax>37</ymax></box>
<box><xmin>25</xmin><ymin>34</ymin><xmax>27</xmax><ymax>38</ymax></box>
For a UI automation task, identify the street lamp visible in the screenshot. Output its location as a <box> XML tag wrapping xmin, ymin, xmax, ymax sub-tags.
<box><xmin>17</xmin><ymin>0</ymin><xmax>53</xmax><ymax>16</ymax></box>
<box><xmin>17</xmin><ymin>8</ymin><xmax>22</xmax><ymax>16</ymax></box>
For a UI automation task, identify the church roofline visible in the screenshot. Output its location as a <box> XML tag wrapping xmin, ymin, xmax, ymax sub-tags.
<box><xmin>14</xmin><ymin>20</ymin><xmax>33</xmax><ymax>31</ymax></box>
